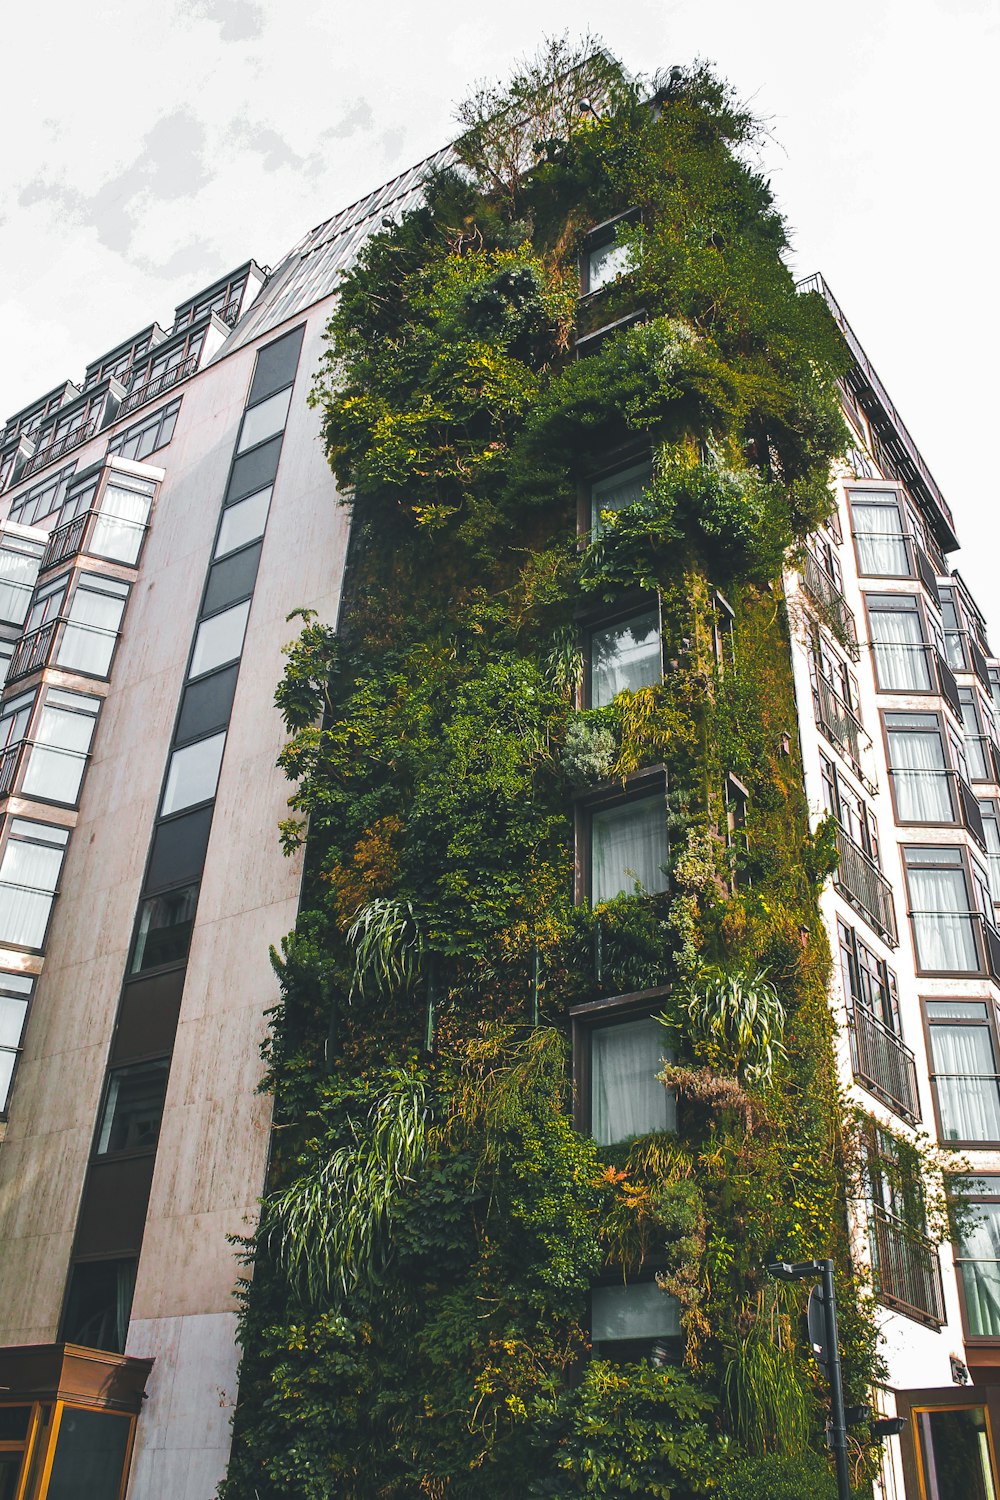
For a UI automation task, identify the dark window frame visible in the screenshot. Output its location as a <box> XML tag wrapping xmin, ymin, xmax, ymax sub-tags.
<box><xmin>569</xmin><ymin>984</ymin><xmax>673</xmax><ymax>1138</ymax></box>
<box><xmin>574</xmin><ymin>765</ymin><xmax>668</xmax><ymax>908</ymax></box>
<box><xmin>922</xmin><ymin>999</ymin><xmax>1000</xmax><ymax>1149</ymax></box>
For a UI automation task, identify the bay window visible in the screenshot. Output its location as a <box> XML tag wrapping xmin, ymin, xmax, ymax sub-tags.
<box><xmin>953</xmin><ymin>1177</ymin><xmax>1000</xmax><ymax>1337</ymax></box>
<box><xmin>0</xmin><ymin>534</ymin><xmax>44</xmax><ymax>627</ymax></box>
<box><xmin>980</xmin><ymin>800</ymin><xmax>1000</xmax><ymax>902</ymax></box>
<box><xmin>850</xmin><ymin>489</ymin><xmax>910</xmax><ymax>576</ymax></box>
<box><xmin>960</xmin><ymin>687</ymin><xmax>997</xmax><ymax>784</ymax></box>
<box><xmin>20</xmin><ymin>688</ymin><xmax>100</xmax><ymax>805</ymax></box>
<box><xmin>54</xmin><ymin>574</ymin><xmax>129</xmax><ymax>677</ymax></box>
<box><xmin>588</xmin><ymin>605</ymin><xmax>661</xmax><ymax>707</ymax></box>
<box><xmin>925</xmin><ymin>1000</ymin><xmax>1000</xmax><ymax>1144</ymax></box>
<box><xmin>0</xmin><ymin>971</ymin><xmax>33</xmax><ymax>1114</ymax></box>
<box><xmin>903</xmin><ymin>846</ymin><xmax>984</xmax><ymax>974</ymax></box>
<box><xmin>867</xmin><ymin>593</ymin><xmax>932</xmax><ymax>693</ymax></box>
<box><xmin>89</xmin><ymin>473</ymin><xmax>155</xmax><ymax>565</ymax></box>
<box><xmin>0</xmin><ymin>819</ymin><xmax>69</xmax><ymax>950</ymax></box>
<box><xmin>885</xmin><ymin>712</ymin><xmax>954</xmax><ymax>823</ymax></box>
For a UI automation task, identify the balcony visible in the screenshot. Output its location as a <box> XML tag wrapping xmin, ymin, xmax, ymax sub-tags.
<box><xmin>870</xmin><ymin>1205</ymin><xmax>945</xmax><ymax>1326</ymax></box>
<box><xmin>834</xmin><ymin>826</ymin><xmax>898</xmax><ymax>946</ymax></box>
<box><xmin>813</xmin><ymin>675</ymin><xmax>876</xmax><ymax>792</ymax></box>
<box><xmin>847</xmin><ymin>1005</ymin><xmax>920</xmax><ymax>1123</ymax></box>
<box><xmin>20</xmin><ymin>419</ymin><xmax>98</xmax><ymax>479</ymax></box>
<box><xmin>7</xmin><ymin>619</ymin><xmax>57</xmax><ymax>682</ymax></box>
<box><xmin>40</xmin><ymin>507</ymin><xmax>148</xmax><ymax>574</ymax></box>
<box><xmin>801</xmin><ymin>552</ymin><xmax>859</xmax><ymax>659</ymax></box>
<box><xmin>121</xmin><ymin>354</ymin><xmax>197</xmax><ymax>416</ymax></box>
<box><xmin>0</xmin><ymin>740</ymin><xmax>23</xmax><ymax>800</ymax></box>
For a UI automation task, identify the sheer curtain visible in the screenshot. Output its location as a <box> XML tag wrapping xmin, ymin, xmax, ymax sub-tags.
<box><xmin>0</xmin><ymin>840</ymin><xmax>62</xmax><ymax>946</ymax></box>
<box><xmin>959</xmin><ymin>1203</ymin><xmax>1000</xmax><ymax>1335</ymax></box>
<box><xmin>56</xmin><ymin>590</ymin><xmax>125</xmax><ymax>676</ymax></box>
<box><xmin>0</xmin><ymin>548</ymin><xmax>39</xmax><ymax>626</ymax></box>
<box><xmin>930</xmin><ymin>1025</ymin><xmax>1000</xmax><ymax>1140</ymax></box>
<box><xmin>592</xmin><ymin>796</ymin><xmax>668</xmax><ymax>903</ymax></box>
<box><xmin>591</xmin><ymin>1016</ymin><xmax>676</xmax><ymax>1145</ymax></box>
<box><xmin>591</xmin><ymin>612</ymin><xmax>660</xmax><ymax>706</ymax></box>
<box><xmin>590</xmin><ymin>1281</ymin><xmax>681</xmax><ymax>1342</ymax></box>
<box><xmin>591</xmin><ymin>462</ymin><xmax>652</xmax><ymax>531</ymax></box>
<box><xmin>852</xmin><ymin>501</ymin><xmax>908</xmax><ymax>575</ymax></box>
<box><xmin>888</xmin><ymin>728</ymin><xmax>952</xmax><ymax>821</ymax></box>
<box><xmin>908</xmin><ymin>866</ymin><xmax>979</xmax><ymax>971</ymax></box>
<box><xmin>22</xmin><ymin>703</ymin><xmax>94</xmax><ymax>802</ymax></box>
<box><xmin>870</xmin><ymin>607</ymin><xmax>931</xmax><ymax>691</ymax></box>
<box><xmin>92</xmin><ymin>484</ymin><xmax>151</xmax><ymax>565</ymax></box>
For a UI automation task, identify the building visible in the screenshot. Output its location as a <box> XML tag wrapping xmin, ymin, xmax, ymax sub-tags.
<box><xmin>0</xmin><ymin>103</ymin><xmax>997</xmax><ymax>1500</ymax></box>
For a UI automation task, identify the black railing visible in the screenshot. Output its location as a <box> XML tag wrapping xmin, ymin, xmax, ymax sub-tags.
<box><xmin>42</xmin><ymin>512</ymin><xmax>90</xmax><ymax>572</ymax></box>
<box><xmin>834</xmin><ymin>827</ymin><xmax>898</xmax><ymax>945</ymax></box>
<box><xmin>7</xmin><ymin>619</ymin><xmax>57</xmax><ymax>682</ymax></box>
<box><xmin>20</xmin><ymin>418</ymin><xmax>98</xmax><ymax>478</ymax></box>
<box><xmin>848</xmin><ymin>1005</ymin><xmax>920</xmax><ymax>1123</ymax></box>
<box><xmin>813</xmin><ymin>675</ymin><xmax>875</xmax><ymax>790</ymax></box>
<box><xmin>121</xmin><ymin>355</ymin><xmax>197</xmax><ymax>415</ymax></box>
<box><xmin>801</xmin><ymin>552</ymin><xmax>859</xmax><ymax>659</ymax></box>
<box><xmin>0</xmin><ymin>740</ymin><xmax>23</xmax><ymax>799</ymax></box>
<box><xmin>870</xmin><ymin>1206</ymin><xmax>945</xmax><ymax>1326</ymax></box>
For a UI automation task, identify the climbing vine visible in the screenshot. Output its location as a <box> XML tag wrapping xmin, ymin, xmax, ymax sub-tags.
<box><xmin>222</xmin><ymin>38</ymin><xmax>882</xmax><ymax>1499</ymax></box>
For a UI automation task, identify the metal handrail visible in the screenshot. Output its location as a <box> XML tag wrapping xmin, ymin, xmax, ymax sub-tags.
<box><xmin>813</xmin><ymin>673</ymin><xmax>875</xmax><ymax>789</ymax></box>
<box><xmin>847</xmin><ymin>1004</ymin><xmax>920</xmax><ymax>1123</ymax></box>
<box><xmin>870</xmin><ymin>1204</ymin><xmax>945</xmax><ymax>1326</ymax></box>
<box><xmin>7</xmin><ymin>613</ymin><xmax>120</xmax><ymax>683</ymax></box>
<box><xmin>0</xmin><ymin>740</ymin><xmax>24</xmax><ymax>799</ymax></box>
<box><xmin>834</xmin><ymin>826</ymin><xmax>898</xmax><ymax>945</ymax></box>
<box><xmin>41</xmin><ymin>512</ymin><xmax>90</xmax><ymax>571</ymax></box>
<box><xmin>121</xmin><ymin>354</ymin><xmax>197</xmax><ymax>415</ymax></box>
<box><xmin>801</xmin><ymin>552</ymin><xmax>860</xmax><ymax>659</ymax></box>
<box><xmin>20</xmin><ymin>418</ymin><xmax>98</xmax><ymax>478</ymax></box>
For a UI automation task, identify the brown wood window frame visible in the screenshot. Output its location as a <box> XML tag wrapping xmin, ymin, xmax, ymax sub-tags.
<box><xmin>569</xmin><ymin>984</ymin><xmax>673</xmax><ymax>1136</ymax></box>
<box><xmin>573</xmin><ymin>764</ymin><xmax>668</xmax><ymax>908</ymax></box>
<box><xmin>921</xmin><ymin>997</ymin><xmax>1000</xmax><ymax>1149</ymax></box>
<box><xmin>902</xmin><ymin>844</ymin><xmax>994</xmax><ymax>979</ymax></box>
<box><xmin>880</xmin><ymin>708</ymin><xmax>961</xmax><ymax>829</ymax></box>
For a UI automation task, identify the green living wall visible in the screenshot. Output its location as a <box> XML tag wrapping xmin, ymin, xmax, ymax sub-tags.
<box><xmin>222</xmin><ymin>41</ymin><xmax>881</xmax><ymax>1499</ymax></box>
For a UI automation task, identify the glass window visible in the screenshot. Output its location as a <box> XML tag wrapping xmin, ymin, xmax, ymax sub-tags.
<box><xmin>590</xmin><ymin>460</ymin><xmax>652</xmax><ymax>533</ymax></box>
<box><xmin>589</xmin><ymin>609</ymin><xmax>660</xmax><ymax>707</ymax></box>
<box><xmin>960</xmin><ymin>688</ymin><xmax>994</xmax><ymax>783</ymax></box>
<box><xmin>45</xmin><ymin>1406</ymin><xmax>133</xmax><ymax>1500</ymax></box>
<box><xmin>61</xmin><ymin>1259</ymin><xmax>136</xmax><ymax>1354</ymax></box>
<box><xmin>7</xmin><ymin>464</ymin><xmax>75</xmax><ymax>528</ymax></box>
<box><xmin>914</xmin><ymin>1406</ymin><xmax>997</xmax><ymax>1500</ymax></box>
<box><xmin>20</xmin><ymin>688</ymin><xmax>100</xmax><ymax>805</ymax></box>
<box><xmin>96</xmin><ymin>1059</ymin><xmax>169</xmax><ymax>1155</ymax></box>
<box><xmin>586</xmin><ymin>235</ymin><xmax>635</xmax><ymax>293</ymax></box>
<box><xmin>838</xmin><ymin>919</ymin><xmax>900</xmax><ymax>1031</ymax></box>
<box><xmin>939</xmin><ymin>585</ymin><xmax>969</xmax><ymax>673</ymax></box>
<box><xmin>590</xmin><ymin>1281</ymin><xmax>681</xmax><ymax>1360</ymax></box>
<box><xmin>0</xmin><ymin>972</ymin><xmax>33</xmax><ymax>1113</ymax></box>
<box><xmin>980</xmin><ymin>801</ymin><xmax>1000</xmax><ymax>903</ymax></box>
<box><xmin>106</xmin><ymin>397</ymin><xmax>180</xmax><ymax>462</ymax></box>
<box><xmin>161</xmin><ymin>731</ymin><xmax>226</xmax><ymax>815</ymax></box>
<box><xmin>236</xmin><ymin>387</ymin><xmax>292</xmax><ymax>454</ymax></box>
<box><xmin>926</xmin><ymin>1001</ymin><xmax>1000</xmax><ymax>1142</ymax></box>
<box><xmin>247</xmin><ymin>325</ymin><xmax>304</xmax><ymax>406</ymax></box>
<box><xmin>0</xmin><ymin>692</ymin><xmax>35</xmax><ymax>751</ymax></box>
<box><xmin>850</xmin><ymin>491</ymin><xmax>910</xmax><ymax>576</ymax></box>
<box><xmin>591</xmin><ymin>1014</ymin><xmax>675</xmax><ymax>1145</ymax></box>
<box><xmin>904</xmin><ymin>846</ymin><xmax>981</xmax><ymax>973</ymax></box>
<box><xmin>0</xmin><ymin>820</ymin><xmax>69</xmax><ymax>949</ymax></box>
<box><xmin>956</xmin><ymin>1198</ymin><xmax>1000</xmax><ymax>1337</ymax></box>
<box><xmin>226</xmin><ymin>435</ymin><xmax>281</xmax><ymax>504</ymax></box>
<box><xmin>885</xmin><ymin>712</ymin><xmax>954</xmax><ymax>823</ymax></box>
<box><xmin>90</xmin><ymin>475</ymin><xmax>154</xmax><ymax>565</ymax></box>
<box><xmin>54</xmin><ymin>575</ymin><xmax>128</xmax><ymax>677</ymax></box>
<box><xmin>0</xmin><ymin>643</ymin><xmax>14</xmax><ymax>695</ymax></box>
<box><xmin>189</xmin><ymin>599</ymin><xmax>250</xmax><ymax>678</ymax></box>
<box><xmin>24</xmin><ymin>576</ymin><xmax>67</xmax><ymax>634</ymax></box>
<box><xmin>215</xmin><ymin>486</ymin><xmax>271</xmax><ymax>559</ymax></box>
<box><xmin>0</xmin><ymin>536</ymin><xmax>44</xmax><ymax>627</ymax></box>
<box><xmin>130</xmin><ymin>883</ymin><xmax>198</xmax><ymax>973</ymax></box>
<box><xmin>867</xmin><ymin>594</ymin><xmax>932</xmax><ymax>692</ymax></box>
<box><xmin>591</xmin><ymin>793</ymin><xmax>668</xmax><ymax>904</ymax></box>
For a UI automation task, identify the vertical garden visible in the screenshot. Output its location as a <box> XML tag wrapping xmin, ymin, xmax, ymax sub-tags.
<box><xmin>221</xmin><ymin>41</ymin><xmax>882</xmax><ymax>1499</ymax></box>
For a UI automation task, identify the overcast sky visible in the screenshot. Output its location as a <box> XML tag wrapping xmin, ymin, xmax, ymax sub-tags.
<box><xmin>2</xmin><ymin>0</ymin><xmax>997</xmax><ymax>607</ymax></box>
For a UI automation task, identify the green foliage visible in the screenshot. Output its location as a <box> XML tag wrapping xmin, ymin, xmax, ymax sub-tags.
<box><xmin>225</xmin><ymin>36</ymin><xmax>879</xmax><ymax>1500</ymax></box>
<box><xmin>711</xmin><ymin>1452</ymin><xmax>840</xmax><ymax>1500</ymax></box>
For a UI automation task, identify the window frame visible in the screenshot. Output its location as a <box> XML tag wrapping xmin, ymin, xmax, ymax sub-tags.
<box><xmin>864</xmin><ymin>590</ymin><xmax>938</xmax><ymax>697</ymax></box>
<box><xmin>570</xmin><ymin>985</ymin><xmax>674</xmax><ymax>1137</ymax></box>
<box><xmin>578</xmin><ymin>449</ymin><xmax>652</xmax><ymax>538</ymax></box>
<box><xmin>574</xmin><ymin>766</ymin><xmax>669</xmax><ymax>908</ymax></box>
<box><xmin>579</xmin><ymin>208</ymin><xmax>640</xmax><ymax>298</ymax></box>
<box><xmin>92</xmin><ymin>1056</ymin><xmax>171</xmax><ymax>1162</ymax></box>
<box><xmin>0</xmin><ymin>818</ymin><xmax>70</xmax><ymax>954</ymax></box>
<box><xmin>106</xmin><ymin>397</ymin><xmax>180</xmax><ymax>465</ymax></box>
<box><xmin>848</xmin><ymin>485</ymin><xmax>915</xmax><ymax>580</ymax></box>
<box><xmin>922</xmin><ymin>999</ymin><xmax>1000</xmax><ymax>1149</ymax></box>
<box><xmin>582</xmin><ymin>594</ymin><xmax>662</xmax><ymax>710</ymax></box>
<box><xmin>881</xmin><ymin>709</ymin><xmax>960</xmax><ymax>828</ymax></box>
<box><xmin>902</xmin><ymin>843</ymin><xmax>998</xmax><ymax>978</ymax></box>
<box><xmin>128</xmin><ymin>879</ymin><xmax>200</xmax><ymax>977</ymax></box>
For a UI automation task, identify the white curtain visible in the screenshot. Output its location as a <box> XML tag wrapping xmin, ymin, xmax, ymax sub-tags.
<box><xmin>870</xmin><ymin>607</ymin><xmax>931</xmax><ymax>691</ymax></box>
<box><xmin>56</xmin><ymin>590</ymin><xmax>125</xmax><ymax>676</ymax></box>
<box><xmin>909</xmin><ymin>866</ymin><xmax>979</xmax><ymax>971</ymax></box>
<box><xmin>92</xmin><ymin>484</ymin><xmax>150</xmax><ymax>565</ymax></box>
<box><xmin>930</xmin><ymin>1024</ymin><xmax>1000</xmax><ymax>1140</ymax></box>
<box><xmin>0</xmin><ymin>841</ymin><xmax>62</xmax><ymax>947</ymax></box>
<box><xmin>0</xmin><ymin>547</ymin><xmax>39</xmax><ymax>626</ymax></box>
<box><xmin>852</xmin><ymin>502</ymin><xmax>908</xmax><ymax>576</ymax></box>
<box><xmin>591</xmin><ymin>1016</ymin><xmax>676</xmax><ymax>1145</ymax></box>
<box><xmin>959</xmin><ymin>1203</ymin><xmax>1000</xmax><ymax>1335</ymax></box>
<box><xmin>888</xmin><ymin>728</ymin><xmax>952</xmax><ymax>821</ymax></box>
<box><xmin>591</xmin><ymin>462</ymin><xmax>651</xmax><ymax>531</ymax></box>
<box><xmin>591</xmin><ymin>613</ymin><xmax>660</xmax><ymax>706</ymax></box>
<box><xmin>592</xmin><ymin>796</ymin><xmax>667</xmax><ymax>903</ymax></box>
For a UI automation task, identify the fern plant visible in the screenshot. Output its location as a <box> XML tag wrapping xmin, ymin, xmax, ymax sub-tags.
<box><xmin>347</xmin><ymin>896</ymin><xmax>422</xmax><ymax>999</ymax></box>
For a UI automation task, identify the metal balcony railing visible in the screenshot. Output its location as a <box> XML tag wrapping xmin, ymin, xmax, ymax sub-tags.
<box><xmin>40</xmin><ymin>508</ymin><xmax>148</xmax><ymax>573</ymax></box>
<box><xmin>0</xmin><ymin>740</ymin><xmax>23</xmax><ymax>799</ymax></box>
<box><xmin>41</xmin><ymin>512</ymin><xmax>90</xmax><ymax>572</ymax></box>
<box><xmin>7</xmin><ymin>619</ymin><xmax>58</xmax><ymax>682</ymax></box>
<box><xmin>20</xmin><ymin>418</ymin><xmax>98</xmax><ymax>478</ymax></box>
<box><xmin>121</xmin><ymin>354</ymin><xmax>197</xmax><ymax>415</ymax></box>
<box><xmin>813</xmin><ymin>675</ymin><xmax>875</xmax><ymax>791</ymax></box>
<box><xmin>847</xmin><ymin>1005</ymin><xmax>920</xmax><ymax>1123</ymax></box>
<box><xmin>834</xmin><ymin>826</ymin><xmax>898</xmax><ymax>945</ymax></box>
<box><xmin>801</xmin><ymin>552</ymin><xmax>860</xmax><ymax>659</ymax></box>
<box><xmin>870</xmin><ymin>1205</ymin><xmax>945</xmax><ymax>1326</ymax></box>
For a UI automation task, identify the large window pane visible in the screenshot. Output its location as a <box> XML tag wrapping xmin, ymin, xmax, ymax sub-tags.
<box><xmin>0</xmin><ymin>538</ymin><xmax>43</xmax><ymax>626</ymax></box>
<box><xmin>590</xmin><ymin>1281</ymin><xmax>681</xmax><ymax>1362</ymax></box>
<box><xmin>189</xmin><ymin>600</ymin><xmax>250</xmax><ymax>678</ymax></box>
<box><xmin>215</xmin><ymin>486</ymin><xmax>271</xmax><ymax>559</ymax></box>
<box><xmin>850</xmin><ymin>493</ymin><xmax>909</xmax><ymax>576</ymax></box>
<box><xmin>161</xmin><ymin>731</ymin><xmax>226</xmax><ymax>815</ymax></box>
<box><xmin>591</xmin><ymin>1015</ymin><xmax>675</xmax><ymax>1145</ymax></box>
<box><xmin>130</xmin><ymin>883</ymin><xmax>198</xmax><ymax>973</ymax></box>
<box><xmin>55</xmin><ymin>577</ymin><xmax>128</xmax><ymax>677</ymax></box>
<box><xmin>97</xmin><ymin>1059</ymin><xmax>169</xmax><ymax>1155</ymax></box>
<box><xmin>45</xmin><ymin>1407</ymin><xmax>133</xmax><ymax>1500</ymax></box>
<box><xmin>914</xmin><ymin>1407</ymin><xmax>997</xmax><ymax>1500</ymax></box>
<box><xmin>0</xmin><ymin>820</ymin><xmax>68</xmax><ymax>949</ymax></box>
<box><xmin>906</xmin><ymin>849</ymin><xmax>980</xmax><ymax>972</ymax></box>
<box><xmin>591</xmin><ymin>794</ymin><xmax>668</xmax><ymax>904</ymax></box>
<box><xmin>61</xmin><ymin>1259</ymin><xmax>136</xmax><ymax>1355</ymax></box>
<box><xmin>236</xmin><ymin>387</ymin><xmax>292</xmax><ymax>453</ymax></box>
<box><xmin>958</xmin><ymin>1201</ymin><xmax>1000</xmax><ymax>1335</ymax></box>
<box><xmin>868</xmin><ymin>598</ymin><xmax>931</xmax><ymax>692</ymax></box>
<box><xmin>20</xmin><ymin>689</ymin><xmax>100</xmax><ymax>804</ymax></box>
<box><xmin>929</xmin><ymin>1021</ymin><xmax>1000</xmax><ymax>1141</ymax></box>
<box><xmin>587</xmin><ymin>238</ymin><xmax>635</xmax><ymax>293</ymax></box>
<box><xmin>90</xmin><ymin>477</ymin><xmax>153</xmax><ymax>565</ymax></box>
<box><xmin>590</xmin><ymin>609</ymin><xmax>660</xmax><ymax>707</ymax></box>
<box><xmin>886</xmin><ymin>719</ymin><xmax>952</xmax><ymax>822</ymax></box>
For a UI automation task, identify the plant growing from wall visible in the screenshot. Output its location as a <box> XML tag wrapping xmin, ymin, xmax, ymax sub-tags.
<box><xmin>222</xmin><ymin>37</ymin><xmax>882</xmax><ymax>1500</ymax></box>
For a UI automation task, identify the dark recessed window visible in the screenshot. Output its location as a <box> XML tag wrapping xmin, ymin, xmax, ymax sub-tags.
<box><xmin>202</xmin><ymin>541</ymin><xmax>262</xmax><ymax>616</ymax></box>
<box><xmin>61</xmin><ymin>1258</ymin><xmax>137</xmax><ymax>1353</ymax></box>
<box><xmin>590</xmin><ymin>1279</ymin><xmax>681</xmax><ymax>1363</ymax></box>
<box><xmin>247</xmin><ymin>325</ymin><xmax>304</xmax><ymax>406</ymax></box>
<box><xmin>589</xmin><ymin>460</ymin><xmax>651</xmax><ymax>534</ymax></box>
<box><xmin>175</xmin><ymin>665</ymin><xmax>239</xmax><ymax>745</ymax></box>
<box><xmin>588</xmin><ymin>608</ymin><xmax>660</xmax><ymax>708</ymax></box>
<box><xmin>130</xmin><ymin>883</ymin><xmax>198</xmax><ymax>974</ymax></box>
<box><xmin>96</xmin><ymin>1059</ymin><xmax>169</xmax><ymax>1156</ymax></box>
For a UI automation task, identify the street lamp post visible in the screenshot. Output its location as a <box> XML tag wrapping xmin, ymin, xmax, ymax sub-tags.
<box><xmin>767</xmin><ymin>1258</ymin><xmax>852</xmax><ymax>1500</ymax></box>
